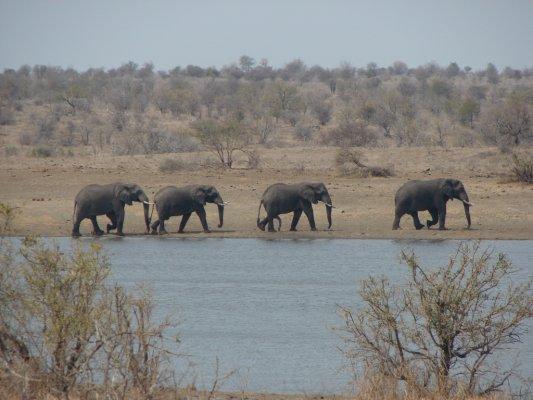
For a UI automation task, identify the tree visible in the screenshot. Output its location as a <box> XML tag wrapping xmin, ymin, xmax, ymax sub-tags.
<box><xmin>264</xmin><ymin>80</ymin><xmax>302</xmax><ymax>122</ymax></box>
<box><xmin>457</xmin><ymin>97</ymin><xmax>480</xmax><ymax>127</ymax></box>
<box><xmin>390</xmin><ymin>61</ymin><xmax>408</xmax><ymax>75</ymax></box>
<box><xmin>193</xmin><ymin>118</ymin><xmax>251</xmax><ymax>168</ymax></box>
<box><xmin>485</xmin><ymin>63</ymin><xmax>499</xmax><ymax>84</ymax></box>
<box><xmin>479</xmin><ymin>95</ymin><xmax>531</xmax><ymax>145</ymax></box>
<box><xmin>445</xmin><ymin>62</ymin><xmax>461</xmax><ymax>78</ymax></box>
<box><xmin>239</xmin><ymin>55</ymin><xmax>255</xmax><ymax>73</ymax></box>
<box><xmin>338</xmin><ymin>242</ymin><xmax>532</xmax><ymax>397</ymax></box>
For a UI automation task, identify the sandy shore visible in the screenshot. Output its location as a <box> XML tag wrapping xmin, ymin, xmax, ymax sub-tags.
<box><xmin>1</xmin><ymin>146</ymin><xmax>532</xmax><ymax>239</ymax></box>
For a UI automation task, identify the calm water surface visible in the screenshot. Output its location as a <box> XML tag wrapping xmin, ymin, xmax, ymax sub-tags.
<box><xmin>18</xmin><ymin>238</ymin><xmax>533</xmax><ymax>393</ymax></box>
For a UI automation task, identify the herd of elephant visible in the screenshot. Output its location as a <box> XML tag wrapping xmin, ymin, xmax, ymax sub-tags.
<box><xmin>71</xmin><ymin>178</ymin><xmax>473</xmax><ymax>237</ymax></box>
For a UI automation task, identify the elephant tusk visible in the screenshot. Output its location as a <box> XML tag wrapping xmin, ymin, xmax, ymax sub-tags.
<box><xmin>462</xmin><ymin>200</ymin><xmax>474</xmax><ymax>207</ymax></box>
<box><xmin>216</xmin><ymin>201</ymin><xmax>230</xmax><ymax>206</ymax></box>
<box><xmin>142</xmin><ymin>201</ymin><xmax>155</xmax><ymax>205</ymax></box>
<box><xmin>321</xmin><ymin>201</ymin><xmax>335</xmax><ymax>208</ymax></box>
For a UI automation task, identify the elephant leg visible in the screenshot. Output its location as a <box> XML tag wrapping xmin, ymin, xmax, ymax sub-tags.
<box><xmin>267</xmin><ymin>216</ymin><xmax>276</xmax><ymax>232</ymax></box>
<box><xmin>106</xmin><ymin>212</ymin><xmax>117</xmax><ymax>233</ymax></box>
<box><xmin>392</xmin><ymin>210</ymin><xmax>403</xmax><ymax>230</ymax></box>
<box><xmin>72</xmin><ymin>216</ymin><xmax>82</xmax><ymax>237</ymax></box>
<box><xmin>195</xmin><ymin>207</ymin><xmax>210</xmax><ymax>233</ymax></box>
<box><xmin>178</xmin><ymin>213</ymin><xmax>191</xmax><ymax>233</ymax></box>
<box><xmin>90</xmin><ymin>216</ymin><xmax>104</xmax><ymax>236</ymax></box>
<box><xmin>150</xmin><ymin>218</ymin><xmax>160</xmax><ymax>234</ymax></box>
<box><xmin>116</xmin><ymin>209</ymin><xmax>125</xmax><ymax>236</ymax></box>
<box><xmin>258</xmin><ymin>217</ymin><xmax>268</xmax><ymax>231</ymax></box>
<box><xmin>302</xmin><ymin>204</ymin><xmax>317</xmax><ymax>231</ymax></box>
<box><xmin>158</xmin><ymin>218</ymin><xmax>168</xmax><ymax>235</ymax></box>
<box><xmin>409</xmin><ymin>212</ymin><xmax>424</xmax><ymax>230</ymax></box>
<box><xmin>290</xmin><ymin>209</ymin><xmax>302</xmax><ymax>231</ymax></box>
<box><xmin>427</xmin><ymin>208</ymin><xmax>439</xmax><ymax>229</ymax></box>
<box><xmin>438</xmin><ymin>205</ymin><xmax>447</xmax><ymax>230</ymax></box>
<box><xmin>274</xmin><ymin>216</ymin><xmax>282</xmax><ymax>231</ymax></box>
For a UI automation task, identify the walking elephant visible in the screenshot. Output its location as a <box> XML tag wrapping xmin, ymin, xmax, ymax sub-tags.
<box><xmin>392</xmin><ymin>178</ymin><xmax>473</xmax><ymax>230</ymax></box>
<box><xmin>257</xmin><ymin>182</ymin><xmax>333</xmax><ymax>232</ymax></box>
<box><xmin>72</xmin><ymin>182</ymin><xmax>151</xmax><ymax>237</ymax></box>
<box><xmin>150</xmin><ymin>185</ymin><xmax>227</xmax><ymax>234</ymax></box>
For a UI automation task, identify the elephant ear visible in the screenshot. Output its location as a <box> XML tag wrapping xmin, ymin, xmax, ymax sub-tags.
<box><xmin>299</xmin><ymin>186</ymin><xmax>316</xmax><ymax>204</ymax></box>
<box><xmin>442</xmin><ymin>180</ymin><xmax>454</xmax><ymax>200</ymax></box>
<box><xmin>118</xmin><ymin>187</ymin><xmax>133</xmax><ymax>205</ymax></box>
<box><xmin>194</xmin><ymin>188</ymin><xmax>207</xmax><ymax>206</ymax></box>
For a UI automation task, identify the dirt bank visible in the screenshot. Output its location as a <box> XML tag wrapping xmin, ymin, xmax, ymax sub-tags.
<box><xmin>1</xmin><ymin>146</ymin><xmax>532</xmax><ymax>239</ymax></box>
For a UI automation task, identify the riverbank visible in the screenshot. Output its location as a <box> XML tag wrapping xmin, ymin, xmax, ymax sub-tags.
<box><xmin>1</xmin><ymin>146</ymin><xmax>532</xmax><ymax>239</ymax></box>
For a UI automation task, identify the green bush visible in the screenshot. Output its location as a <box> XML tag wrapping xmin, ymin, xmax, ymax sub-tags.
<box><xmin>3</xmin><ymin>145</ymin><xmax>19</xmax><ymax>157</ymax></box>
<box><xmin>30</xmin><ymin>145</ymin><xmax>54</xmax><ymax>158</ymax></box>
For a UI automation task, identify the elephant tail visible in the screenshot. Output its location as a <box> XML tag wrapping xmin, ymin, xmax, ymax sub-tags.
<box><xmin>72</xmin><ymin>200</ymin><xmax>77</xmax><ymax>222</ymax></box>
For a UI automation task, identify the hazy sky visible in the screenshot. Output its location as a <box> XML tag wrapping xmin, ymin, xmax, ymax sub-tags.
<box><xmin>1</xmin><ymin>0</ymin><xmax>532</xmax><ymax>71</ymax></box>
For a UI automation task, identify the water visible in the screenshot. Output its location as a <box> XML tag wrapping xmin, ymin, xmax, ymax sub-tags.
<box><xmin>8</xmin><ymin>237</ymin><xmax>533</xmax><ymax>394</ymax></box>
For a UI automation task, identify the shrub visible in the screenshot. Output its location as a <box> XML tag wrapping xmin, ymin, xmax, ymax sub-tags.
<box><xmin>30</xmin><ymin>145</ymin><xmax>54</xmax><ymax>158</ymax></box>
<box><xmin>0</xmin><ymin>202</ymin><xmax>18</xmax><ymax>233</ymax></box>
<box><xmin>0</xmin><ymin>106</ymin><xmax>15</xmax><ymax>125</ymax></box>
<box><xmin>338</xmin><ymin>242</ymin><xmax>532</xmax><ymax>397</ymax></box>
<box><xmin>159</xmin><ymin>158</ymin><xmax>185</xmax><ymax>172</ymax></box>
<box><xmin>0</xmin><ymin>238</ymin><xmax>179</xmax><ymax>400</ymax></box>
<box><xmin>3</xmin><ymin>145</ymin><xmax>19</xmax><ymax>157</ymax></box>
<box><xmin>510</xmin><ymin>153</ymin><xmax>533</xmax><ymax>184</ymax></box>
<box><xmin>324</xmin><ymin>109</ymin><xmax>376</xmax><ymax>147</ymax></box>
<box><xmin>294</xmin><ymin>123</ymin><xmax>314</xmax><ymax>142</ymax></box>
<box><xmin>18</xmin><ymin>132</ymin><xmax>34</xmax><ymax>146</ymax></box>
<box><xmin>335</xmin><ymin>148</ymin><xmax>393</xmax><ymax>177</ymax></box>
<box><xmin>244</xmin><ymin>149</ymin><xmax>261</xmax><ymax>169</ymax></box>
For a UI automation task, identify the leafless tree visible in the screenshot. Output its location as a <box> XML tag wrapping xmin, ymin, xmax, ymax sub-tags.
<box><xmin>338</xmin><ymin>242</ymin><xmax>532</xmax><ymax>397</ymax></box>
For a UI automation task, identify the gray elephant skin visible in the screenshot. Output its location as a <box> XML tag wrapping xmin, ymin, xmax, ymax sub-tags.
<box><xmin>257</xmin><ymin>182</ymin><xmax>333</xmax><ymax>232</ymax></box>
<box><xmin>392</xmin><ymin>178</ymin><xmax>473</xmax><ymax>230</ymax></box>
<box><xmin>72</xmin><ymin>182</ymin><xmax>150</xmax><ymax>237</ymax></box>
<box><xmin>150</xmin><ymin>185</ymin><xmax>226</xmax><ymax>234</ymax></box>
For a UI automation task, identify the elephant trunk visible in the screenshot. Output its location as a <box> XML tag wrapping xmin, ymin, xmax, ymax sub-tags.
<box><xmin>138</xmin><ymin>191</ymin><xmax>151</xmax><ymax>232</ymax></box>
<box><xmin>322</xmin><ymin>193</ymin><xmax>333</xmax><ymax>229</ymax></box>
<box><xmin>459</xmin><ymin>192</ymin><xmax>472</xmax><ymax>228</ymax></box>
<box><xmin>213</xmin><ymin>194</ymin><xmax>224</xmax><ymax>228</ymax></box>
<box><xmin>217</xmin><ymin>203</ymin><xmax>224</xmax><ymax>228</ymax></box>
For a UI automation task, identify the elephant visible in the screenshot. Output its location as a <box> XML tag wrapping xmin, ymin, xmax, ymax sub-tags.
<box><xmin>392</xmin><ymin>178</ymin><xmax>473</xmax><ymax>231</ymax></box>
<box><xmin>150</xmin><ymin>185</ymin><xmax>227</xmax><ymax>234</ymax></box>
<box><xmin>72</xmin><ymin>182</ymin><xmax>151</xmax><ymax>237</ymax></box>
<box><xmin>257</xmin><ymin>182</ymin><xmax>333</xmax><ymax>232</ymax></box>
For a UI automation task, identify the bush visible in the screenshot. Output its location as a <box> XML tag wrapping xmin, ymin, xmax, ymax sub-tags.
<box><xmin>338</xmin><ymin>243</ymin><xmax>532</xmax><ymax>397</ymax></box>
<box><xmin>3</xmin><ymin>145</ymin><xmax>19</xmax><ymax>157</ymax></box>
<box><xmin>244</xmin><ymin>149</ymin><xmax>261</xmax><ymax>169</ymax></box>
<box><xmin>294</xmin><ymin>123</ymin><xmax>314</xmax><ymax>142</ymax></box>
<box><xmin>30</xmin><ymin>145</ymin><xmax>54</xmax><ymax>158</ymax></box>
<box><xmin>18</xmin><ymin>132</ymin><xmax>34</xmax><ymax>146</ymax></box>
<box><xmin>510</xmin><ymin>153</ymin><xmax>533</xmax><ymax>183</ymax></box>
<box><xmin>0</xmin><ymin>106</ymin><xmax>15</xmax><ymax>125</ymax></box>
<box><xmin>159</xmin><ymin>158</ymin><xmax>186</xmax><ymax>172</ymax></box>
<box><xmin>0</xmin><ymin>202</ymin><xmax>18</xmax><ymax>233</ymax></box>
<box><xmin>335</xmin><ymin>148</ymin><xmax>393</xmax><ymax>177</ymax></box>
<box><xmin>324</xmin><ymin>109</ymin><xmax>377</xmax><ymax>147</ymax></box>
<box><xmin>0</xmin><ymin>238</ymin><xmax>179</xmax><ymax>399</ymax></box>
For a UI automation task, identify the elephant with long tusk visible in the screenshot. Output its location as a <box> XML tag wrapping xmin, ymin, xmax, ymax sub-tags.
<box><xmin>150</xmin><ymin>184</ymin><xmax>226</xmax><ymax>234</ymax></box>
<box><xmin>392</xmin><ymin>178</ymin><xmax>473</xmax><ymax>231</ymax></box>
<box><xmin>72</xmin><ymin>182</ymin><xmax>151</xmax><ymax>237</ymax></box>
<box><xmin>257</xmin><ymin>182</ymin><xmax>333</xmax><ymax>232</ymax></box>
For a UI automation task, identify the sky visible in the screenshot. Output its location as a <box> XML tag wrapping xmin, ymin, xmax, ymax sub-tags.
<box><xmin>0</xmin><ymin>0</ymin><xmax>532</xmax><ymax>71</ymax></box>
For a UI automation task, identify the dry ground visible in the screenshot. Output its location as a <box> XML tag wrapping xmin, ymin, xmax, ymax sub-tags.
<box><xmin>1</xmin><ymin>146</ymin><xmax>532</xmax><ymax>239</ymax></box>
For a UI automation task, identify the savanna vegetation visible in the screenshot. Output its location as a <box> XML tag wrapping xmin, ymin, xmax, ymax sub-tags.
<box><xmin>0</xmin><ymin>58</ymin><xmax>531</xmax><ymax>168</ymax></box>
